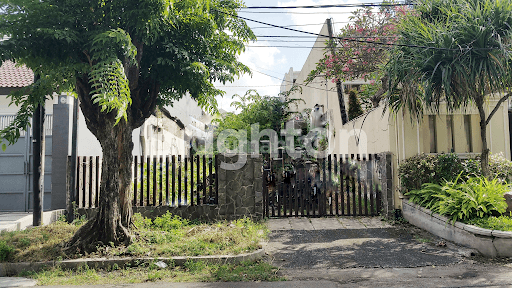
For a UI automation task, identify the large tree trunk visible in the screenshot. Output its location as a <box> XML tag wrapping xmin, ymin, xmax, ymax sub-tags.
<box><xmin>476</xmin><ymin>97</ymin><xmax>491</xmax><ymax>178</ymax></box>
<box><xmin>65</xmin><ymin>75</ymin><xmax>143</xmax><ymax>254</ymax></box>
<box><xmin>66</xmin><ymin>117</ymin><xmax>134</xmax><ymax>253</ymax></box>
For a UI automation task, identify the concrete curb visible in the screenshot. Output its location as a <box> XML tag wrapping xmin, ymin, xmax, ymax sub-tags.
<box><xmin>402</xmin><ymin>200</ymin><xmax>512</xmax><ymax>257</ymax></box>
<box><xmin>0</xmin><ymin>210</ymin><xmax>66</xmax><ymax>232</ymax></box>
<box><xmin>0</xmin><ymin>248</ymin><xmax>265</xmax><ymax>276</ymax></box>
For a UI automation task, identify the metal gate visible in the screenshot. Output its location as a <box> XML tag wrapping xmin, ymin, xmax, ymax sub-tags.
<box><xmin>0</xmin><ymin>115</ymin><xmax>53</xmax><ymax>211</ymax></box>
<box><xmin>263</xmin><ymin>153</ymin><xmax>383</xmax><ymax>217</ymax></box>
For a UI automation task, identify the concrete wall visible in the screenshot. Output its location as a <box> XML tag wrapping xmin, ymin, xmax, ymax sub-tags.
<box><xmin>393</xmin><ymin>98</ymin><xmax>510</xmax><ymax>161</ymax></box>
<box><xmin>284</xmin><ymin>21</ymin><xmax>371</xmax><ymax>155</ymax></box>
<box><xmin>140</xmin><ymin>113</ymin><xmax>186</xmax><ymax>157</ymax></box>
<box><xmin>0</xmin><ymin>95</ymin><xmax>57</xmax><ymax>115</ymax></box>
<box><xmin>338</xmin><ymin>97</ymin><xmax>511</xmax><ymax>211</ymax></box>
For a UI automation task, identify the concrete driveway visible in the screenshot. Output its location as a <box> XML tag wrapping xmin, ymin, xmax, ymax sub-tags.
<box><xmin>265</xmin><ymin>217</ymin><xmax>465</xmax><ymax>269</ymax></box>
<box><xmin>264</xmin><ymin>217</ymin><xmax>512</xmax><ymax>287</ymax></box>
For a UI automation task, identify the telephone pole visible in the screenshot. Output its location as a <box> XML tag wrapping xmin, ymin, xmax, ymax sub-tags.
<box><xmin>32</xmin><ymin>74</ymin><xmax>45</xmax><ymax>226</ymax></box>
<box><xmin>326</xmin><ymin>18</ymin><xmax>348</xmax><ymax>125</ymax></box>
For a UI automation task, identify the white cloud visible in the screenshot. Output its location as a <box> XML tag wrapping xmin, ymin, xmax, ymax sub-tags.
<box><xmin>215</xmin><ymin>41</ymin><xmax>286</xmax><ymax>113</ymax></box>
<box><xmin>277</xmin><ymin>0</ymin><xmax>363</xmax><ymax>33</ymax></box>
<box><xmin>214</xmin><ymin>0</ymin><xmax>366</xmax><ymax>113</ymax></box>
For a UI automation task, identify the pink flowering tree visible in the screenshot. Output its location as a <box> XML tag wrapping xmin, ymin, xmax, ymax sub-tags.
<box><xmin>307</xmin><ymin>3</ymin><xmax>408</xmax><ymax>110</ymax></box>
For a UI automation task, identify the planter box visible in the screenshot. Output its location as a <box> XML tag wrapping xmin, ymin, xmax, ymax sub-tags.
<box><xmin>402</xmin><ymin>200</ymin><xmax>512</xmax><ymax>257</ymax></box>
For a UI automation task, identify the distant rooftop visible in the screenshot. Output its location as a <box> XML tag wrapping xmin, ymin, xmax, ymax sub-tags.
<box><xmin>0</xmin><ymin>61</ymin><xmax>33</xmax><ymax>88</ymax></box>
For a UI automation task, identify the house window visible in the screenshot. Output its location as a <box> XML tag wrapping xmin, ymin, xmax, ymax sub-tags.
<box><xmin>464</xmin><ymin>115</ymin><xmax>473</xmax><ymax>152</ymax></box>
<box><xmin>446</xmin><ymin>115</ymin><xmax>455</xmax><ymax>152</ymax></box>
<box><xmin>429</xmin><ymin>115</ymin><xmax>437</xmax><ymax>153</ymax></box>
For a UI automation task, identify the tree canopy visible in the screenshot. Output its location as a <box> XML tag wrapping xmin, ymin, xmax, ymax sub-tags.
<box><xmin>0</xmin><ymin>0</ymin><xmax>254</xmax><ymax>251</ymax></box>
<box><xmin>306</xmin><ymin>3</ymin><xmax>403</xmax><ymax>108</ymax></box>
<box><xmin>386</xmin><ymin>0</ymin><xmax>512</xmax><ymax>176</ymax></box>
<box><xmin>214</xmin><ymin>89</ymin><xmax>303</xmax><ymax>153</ymax></box>
<box><xmin>0</xmin><ymin>0</ymin><xmax>254</xmax><ymax>146</ymax></box>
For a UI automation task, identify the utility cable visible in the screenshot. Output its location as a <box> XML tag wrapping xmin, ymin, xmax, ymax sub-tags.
<box><xmin>239</xmin><ymin>10</ymin><xmax>388</xmax><ymax>14</ymax></box>
<box><xmin>217</xmin><ymin>9</ymin><xmax>494</xmax><ymax>51</ymax></box>
<box><xmin>247</xmin><ymin>45</ymin><xmax>331</xmax><ymax>48</ymax></box>
<box><xmin>252</xmin><ymin>69</ymin><xmax>338</xmax><ymax>93</ymax></box>
<box><xmin>255</xmin><ymin>35</ymin><xmax>398</xmax><ymax>39</ymax></box>
<box><xmin>242</xmin><ymin>3</ymin><xmax>410</xmax><ymax>9</ymax></box>
<box><xmin>251</xmin><ymin>21</ymin><xmax>349</xmax><ymax>29</ymax></box>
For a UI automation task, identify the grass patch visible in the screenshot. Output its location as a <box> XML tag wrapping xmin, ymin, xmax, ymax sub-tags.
<box><xmin>0</xmin><ymin>221</ymin><xmax>79</xmax><ymax>262</ymax></box>
<box><xmin>413</xmin><ymin>235</ymin><xmax>432</xmax><ymax>243</ymax></box>
<box><xmin>19</xmin><ymin>260</ymin><xmax>284</xmax><ymax>285</ymax></box>
<box><xmin>465</xmin><ymin>215</ymin><xmax>512</xmax><ymax>232</ymax></box>
<box><xmin>0</xmin><ymin>212</ymin><xmax>268</xmax><ymax>263</ymax></box>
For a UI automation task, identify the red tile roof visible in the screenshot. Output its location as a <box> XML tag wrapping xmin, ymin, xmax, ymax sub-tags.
<box><xmin>0</xmin><ymin>61</ymin><xmax>33</xmax><ymax>88</ymax></box>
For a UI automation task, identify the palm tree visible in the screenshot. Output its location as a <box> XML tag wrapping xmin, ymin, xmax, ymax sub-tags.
<box><xmin>386</xmin><ymin>0</ymin><xmax>512</xmax><ymax>177</ymax></box>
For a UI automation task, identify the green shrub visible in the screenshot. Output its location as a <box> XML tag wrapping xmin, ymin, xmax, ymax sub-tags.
<box><xmin>132</xmin><ymin>213</ymin><xmax>152</xmax><ymax>230</ymax></box>
<box><xmin>398</xmin><ymin>153</ymin><xmax>438</xmax><ymax>191</ymax></box>
<box><xmin>466</xmin><ymin>215</ymin><xmax>512</xmax><ymax>231</ymax></box>
<box><xmin>0</xmin><ymin>240</ymin><xmax>14</xmax><ymax>261</ymax></box>
<box><xmin>489</xmin><ymin>152</ymin><xmax>512</xmax><ymax>183</ymax></box>
<box><xmin>406</xmin><ymin>176</ymin><xmax>509</xmax><ymax>223</ymax></box>
<box><xmin>435</xmin><ymin>153</ymin><xmax>463</xmax><ymax>183</ymax></box>
<box><xmin>461</xmin><ymin>158</ymin><xmax>481</xmax><ymax>178</ymax></box>
<box><xmin>400</xmin><ymin>153</ymin><xmax>512</xmax><ymax>192</ymax></box>
<box><xmin>152</xmin><ymin>212</ymin><xmax>189</xmax><ymax>231</ymax></box>
<box><xmin>348</xmin><ymin>89</ymin><xmax>364</xmax><ymax>120</ymax></box>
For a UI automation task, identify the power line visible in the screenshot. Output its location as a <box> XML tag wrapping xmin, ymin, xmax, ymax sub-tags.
<box><xmin>247</xmin><ymin>45</ymin><xmax>328</xmax><ymax>48</ymax></box>
<box><xmin>255</xmin><ymin>36</ymin><xmax>399</xmax><ymax>39</ymax></box>
<box><xmin>255</xmin><ymin>40</ymin><xmax>321</xmax><ymax>43</ymax></box>
<box><xmin>251</xmin><ymin>21</ymin><xmax>349</xmax><ymax>29</ymax></box>
<box><xmin>242</xmin><ymin>3</ymin><xmax>409</xmax><ymax>9</ymax></box>
<box><xmin>255</xmin><ymin>35</ymin><xmax>329</xmax><ymax>38</ymax></box>
<box><xmin>218</xmin><ymin>10</ymin><xmax>488</xmax><ymax>51</ymax></box>
<box><xmin>252</xmin><ymin>69</ymin><xmax>336</xmax><ymax>93</ymax></box>
<box><xmin>218</xmin><ymin>84</ymin><xmax>283</xmax><ymax>87</ymax></box>
<box><xmin>239</xmin><ymin>11</ymin><xmax>384</xmax><ymax>14</ymax></box>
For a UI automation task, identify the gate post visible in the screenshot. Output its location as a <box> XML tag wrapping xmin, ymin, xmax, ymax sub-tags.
<box><xmin>51</xmin><ymin>95</ymin><xmax>72</xmax><ymax>210</ymax></box>
<box><xmin>216</xmin><ymin>154</ymin><xmax>263</xmax><ymax>220</ymax></box>
<box><xmin>378</xmin><ymin>152</ymin><xmax>395</xmax><ymax>218</ymax></box>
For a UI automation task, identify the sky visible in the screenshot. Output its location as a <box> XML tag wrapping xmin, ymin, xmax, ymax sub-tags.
<box><xmin>214</xmin><ymin>0</ymin><xmax>366</xmax><ymax>112</ymax></box>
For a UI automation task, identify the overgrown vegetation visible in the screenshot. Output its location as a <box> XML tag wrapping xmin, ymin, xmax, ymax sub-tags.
<box><xmin>348</xmin><ymin>90</ymin><xmax>364</xmax><ymax>120</ymax></box>
<box><xmin>406</xmin><ymin>175</ymin><xmax>509</xmax><ymax>224</ymax></box>
<box><xmin>0</xmin><ymin>221</ymin><xmax>79</xmax><ymax>262</ymax></box>
<box><xmin>466</xmin><ymin>216</ymin><xmax>512</xmax><ymax>232</ymax></box>
<box><xmin>399</xmin><ymin>153</ymin><xmax>512</xmax><ymax>192</ymax></box>
<box><xmin>213</xmin><ymin>89</ymin><xmax>304</xmax><ymax>152</ymax></box>
<box><xmin>0</xmin><ymin>213</ymin><xmax>268</xmax><ymax>263</ymax></box>
<box><xmin>20</xmin><ymin>260</ymin><xmax>284</xmax><ymax>285</ymax></box>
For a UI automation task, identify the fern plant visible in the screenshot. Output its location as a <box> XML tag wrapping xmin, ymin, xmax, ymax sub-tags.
<box><xmin>406</xmin><ymin>175</ymin><xmax>509</xmax><ymax>223</ymax></box>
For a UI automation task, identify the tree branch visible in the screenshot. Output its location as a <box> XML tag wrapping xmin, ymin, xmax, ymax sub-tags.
<box><xmin>126</xmin><ymin>38</ymin><xmax>143</xmax><ymax>91</ymax></box>
<box><xmin>75</xmin><ymin>75</ymin><xmax>101</xmax><ymax>135</ymax></box>
<box><xmin>486</xmin><ymin>93</ymin><xmax>511</xmax><ymax>126</ymax></box>
<box><xmin>132</xmin><ymin>80</ymin><xmax>159</xmax><ymax>129</ymax></box>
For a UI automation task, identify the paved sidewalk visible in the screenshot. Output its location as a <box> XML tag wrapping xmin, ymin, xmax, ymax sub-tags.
<box><xmin>0</xmin><ymin>277</ymin><xmax>37</xmax><ymax>287</ymax></box>
<box><xmin>0</xmin><ymin>210</ymin><xmax>66</xmax><ymax>232</ymax></box>
<box><xmin>0</xmin><ymin>212</ymin><xmax>32</xmax><ymax>232</ymax></box>
<box><xmin>267</xmin><ymin>216</ymin><xmax>393</xmax><ymax>231</ymax></box>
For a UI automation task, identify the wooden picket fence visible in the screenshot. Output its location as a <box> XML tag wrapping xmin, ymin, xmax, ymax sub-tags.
<box><xmin>263</xmin><ymin>154</ymin><xmax>383</xmax><ymax>218</ymax></box>
<box><xmin>75</xmin><ymin>155</ymin><xmax>218</xmax><ymax>208</ymax></box>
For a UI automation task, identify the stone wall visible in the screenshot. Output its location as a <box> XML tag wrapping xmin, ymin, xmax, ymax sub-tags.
<box><xmin>216</xmin><ymin>154</ymin><xmax>263</xmax><ymax>220</ymax></box>
<box><xmin>377</xmin><ymin>152</ymin><xmax>395</xmax><ymax>218</ymax></box>
<box><xmin>79</xmin><ymin>154</ymin><xmax>264</xmax><ymax>221</ymax></box>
